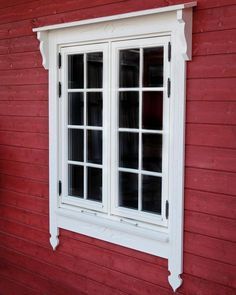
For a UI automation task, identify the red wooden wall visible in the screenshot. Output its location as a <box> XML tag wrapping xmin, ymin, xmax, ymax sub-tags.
<box><xmin>0</xmin><ymin>0</ymin><xmax>235</xmax><ymax>294</ymax></box>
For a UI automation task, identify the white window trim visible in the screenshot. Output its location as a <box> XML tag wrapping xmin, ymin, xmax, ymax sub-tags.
<box><xmin>33</xmin><ymin>2</ymin><xmax>196</xmax><ymax>292</ymax></box>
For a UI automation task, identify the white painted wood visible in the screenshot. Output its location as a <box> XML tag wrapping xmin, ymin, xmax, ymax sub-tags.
<box><xmin>33</xmin><ymin>2</ymin><xmax>196</xmax><ymax>33</ymax></box>
<box><xmin>34</xmin><ymin>2</ymin><xmax>196</xmax><ymax>292</ymax></box>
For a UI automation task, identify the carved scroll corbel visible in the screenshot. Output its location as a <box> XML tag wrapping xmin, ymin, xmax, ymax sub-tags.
<box><xmin>177</xmin><ymin>8</ymin><xmax>193</xmax><ymax>61</ymax></box>
<box><xmin>37</xmin><ymin>31</ymin><xmax>49</xmax><ymax>70</ymax></box>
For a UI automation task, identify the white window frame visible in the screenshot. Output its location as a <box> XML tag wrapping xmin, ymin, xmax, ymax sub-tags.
<box><xmin>110</xmin><ymin>36</ymin><xmax>170</xmax><ymax>227</ymax></box>
<box><xmin>33</xmin><ymin>2</ymin><xmax>196</xmax><ymax>292</ymax></box>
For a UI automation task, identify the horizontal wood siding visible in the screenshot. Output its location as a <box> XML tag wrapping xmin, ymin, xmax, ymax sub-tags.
<box><xmin>0</xmin><ymin>0</ymin><xmax>235</xmax><ymax>294</ymax></box>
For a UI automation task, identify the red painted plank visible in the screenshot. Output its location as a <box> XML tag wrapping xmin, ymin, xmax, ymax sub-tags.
<box><xmin>0</xmin><ymin>174</ymin><xmax>48</xmax><ymax>198</ymax></box>
<box><xmin>185</xmin><ymin>232</ymin><xmax>236</xmax><ymax>265</ymax></box>
<box><xmin>0</xmin><ymin>101</ymin><xmax>48</xmax><ymax>116</ymax></box>
<box><xmin>0</xmin><ymin>259</ymin><xmax>84</xmax><ymax>295</ymax></box>
<box><xmin>0</xmin><ymin>130</ymin><xmax>48</xmax><ymax>149</ymax></box>
<box><xmin>0</xmin><ymin>68</ymin><xmax>47</xmax><ymax>85</ymax></box>
<box><xmin>186</xmin><ymin>101</ymin><xmax>236</xmax><ymax>125</ymax></box>
<box><xmin>0</xmin><ymin>189</ymin><xmax>48</xmax><ymax>214</ymax></box>
<box><xmin>185</xmin><ymin>188</ymin><xmax>236</xmax><ymax>219</ymax></box>
<box><xmin>0</xmin><ymin>218</ymin><xmax>49</xmax><ymax>246</ymax></box>
<box><xmin>180</xmin><ymin>273</ymin><xmax>236</xmax><ymax>295</ymax></box>
<box><xmin>186</xmin><ymin>145</ymin><xmax>236</xmax><ymax>173</ymax></box>
<box><xmin>0</xmin><ymin>159</ymin><xmax>48</xmax><ymax>181</ymax></box>
<box><xmin>0</xmin><ymin>84</ymin><xmax>48</xmax><ymax>101</ymax></box>
<box><xmin>188</xmin><ymin>54</ymin><xmax>236</xmax><ymax>79</ymax></box>
<box><xmin>193</xmin><ymin>29</ymin><xmax>236</xmax><ymax>56</ymax></box>
<box><xmin>0</xmin><ymin>205</ymin><xmax>48</xmax><ymax>230</ymax></box>
<box><xmin>0</xmin><ymin>144</ymin><xmax>48</xmax><ymax>165</ymax></box>
<box><xmin>0</xmin><ymin>233</ymin><xmax>172</xmax><ymax>295</ymax></box>
<box><xmin>0</xmin><ymin>246</ymin><xmax>127</xmax><ymax>295</ymax></box>
<box><xmin>185</xmin><ymin>210</ymin><xmax>236</xmax><ymax>242</ymax></box>
<box><xmin>0</xmin><ymin>116</ymin><xmax>48</xmax><ymax>133</ymax></box>
<box><xmin>0</xmin><ymin>0</ymin><xmax>34</xmax><ymax>9</ymax></box>
<box><xmin>186</xmin><ymin>124</ymin><xmax>236</xmax><ymax>149</ymax></box>
<box><xmin>193</xmin><ymin>5</ymin><xmax>236</xmax><ymax>33</ymax></box>
<box><xmin>0</xmin><ymin>51</ymin><xmax>42</xmax><ymax>70</ymax></box>
<box><xmin>59</xmin><ymin>234</ymin><xmax>169</xmax><ymax>288</ymax></box>
<box><xmin>0</xmin><ymin>20</ymin><xmax>33</xmax><ymax>40</ymax></box>
<box><xmin>185</xmin><ymin>167</ymin><xmax>236</xmax><ymax>196</ymax></box>
<box><xmin>61</xmin><ymin>229</ymin><xmax>168</xmax><ymax>268</ymax></box>
<box><xmin>187</xmin><ymin>78</ymin><xmax>236</xmax><ymax>101</ymax></box>
<box><xmin>0</xmin><ymin>0</ymin><xmax>127</xmax><ymax>25</ymax></box>
<box><xmin>0</xmin><ymin>274</ymin><xmax>40</xmax><ymax>295</ymax></box>
<box><xmin>0</xmin><ymin>36</ymin><xmax>39</xmax><ymax>55</ymax></box>
<box><xmin>184</xmin><ymin>253</ymin><xmax>236</xmax><ymax>289</ymax></box>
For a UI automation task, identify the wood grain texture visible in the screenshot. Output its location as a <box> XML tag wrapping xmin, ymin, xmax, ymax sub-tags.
<box><xmin>0</xmin><ymin>0</ymin><xmax>235</xmax><ymax>294</ymax></box>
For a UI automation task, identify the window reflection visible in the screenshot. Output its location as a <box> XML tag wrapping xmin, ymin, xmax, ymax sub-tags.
<box><xmin>143</xmin><ymin>47</ymin><xmax>163</xmax><ymax>87</ymax></box>
<box><xmin>119</xmin><ymin>172</ymin><xmax>138</xmax><ymax>209</ymax></box>
<box><xmin>87</xmin><ymin>52</ymin><xmax>103</xmax><ymax>88</ymax></box>
<box><xmin>119</xmin><ymin>49</ymin><xmax>139</xmax><ymax>88</ymax></box>
<box><xmin>68</xmin><ymin>54</ymin><xmax>84</xmax><ymax>89</ymax></box>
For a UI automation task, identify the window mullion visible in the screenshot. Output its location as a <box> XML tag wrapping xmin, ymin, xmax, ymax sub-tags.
<box><xmin>84</xmin><ymin>53</ymin><xmax>87</xmax><ymax>200</ymax></box>
<box><xmin>138</xmin><ymin>48</ymin><xmax>143</xmax><ymax>212</ymax></box>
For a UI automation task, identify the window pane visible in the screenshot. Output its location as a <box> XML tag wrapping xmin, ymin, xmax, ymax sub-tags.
<box><xmin>87</xmin><ymin>167</ymin><xmax>102</xmax><ymax>202</ymax></box>
<box><xmin>142</xmin><ymin>92</ymin><xmax>163</xmax><ymax>130</ymax></box>
<box><xmin>142</xmin><ymin>134</ymin><xmax>162</xmax><ymax>172</ymax></box>
<box><xmin>119</xmin><ymin>132</ymin><xmax>138</xmax><ymax>169</ymax></box>
<box><xmin>68</xmin><ymin>164</ymin><xmax>83</xmax><ymax>198</ymax></box>
<box><xmin>87</xmin><ymin>52</ymin><xmax>103</xmax><ymax>88</ymax></box>
<box><xmin>87</xmin><ymin>92</ymin><xmax>102</xmax><ymax>126</ymax></box>
<box><xmin>119</xmin><ymin>49</ymin><xmax>139</xmax><ymax>88</ymax></box>
<box><xmin>68</xmin><ymin>54</ymin><xmax>84</xmax><ymax>89</ymax></box>
<box><xmin>87</xmin><ymin>130</ymin><xmax>102</xmax><ymax>164</ymax></box>
<box><xmin>119</xmin><ymin>172</ymin><xmax>138</xmax><ymax>209</ymax></box>
<box><xmin>68</xmin><ymin>129</ymin><xmax>84</xmax><ymax>162</ymax></box>
<box><xmin>68</xmin><ymin>93</ymin><xmax>84</xmax><ymax>125</ymax></box>
<box><xmin>142</xmin><ymin>175</ymin><xmax>161</xmax><ymax>214</ymax></box>
<box><xmin>143</xmin><ymin>47</ymin><xmax>163</xmax><ymax>87</ymax></box>
<box><xmin>119</xmin><ymin>91</ymin><xmax>139</xmax><ymax>128</ymax></box>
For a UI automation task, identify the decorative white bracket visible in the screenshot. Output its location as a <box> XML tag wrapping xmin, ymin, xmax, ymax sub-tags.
<box><xmin>33</xmin><ymin>2</ymin><xmax>197</xmax><ymax>292</ymax></box>
<box><xmin>37</xmin><ymin>31</ymin><xmax>49</xmax><ymax>70</ymax></box>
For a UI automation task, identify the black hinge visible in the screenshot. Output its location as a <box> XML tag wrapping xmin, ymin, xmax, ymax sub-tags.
<box><xmin>58</xmin><ymin>52</ymin><xmax>61</xmax><ymax>68</ymax></box>
<box><xmin>58</xmin><ymin>82</ymin><xmax>61</xmax><ymax>97</ymax></box>
<box><xmin>58</xmin><ymin>180</ymin><xmax>62</xmax><ymax>196</ymax></box>
<box><xmin>165</xmin><ymin>200</ymin><xmax>169</xmax><ymax>219</ymax></box>
<box><xmin>167</xmin><ymin>78</ymin><xmax>171</xmax><ymax>98</ymax></box>
<box><xmin>168</xmin><ymin>42</ymin><xmax>171</xmax><ymax>62</ymax></box>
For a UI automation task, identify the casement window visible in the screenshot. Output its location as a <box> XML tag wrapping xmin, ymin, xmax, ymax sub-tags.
<box><xmin>33</xmin><ymin>2</ymin><xmax>196</xmax><ymax>292</ymax></box>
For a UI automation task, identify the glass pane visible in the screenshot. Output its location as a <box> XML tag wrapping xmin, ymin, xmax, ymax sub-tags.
<box><xmin>87</xmin><ymin>167</ymin><xmax>102</xmax><ymax>202</ymax></box>
<box><xmin>68</xmin><ymin>129</ymin><xmax>84</xmax><ymax>162</ymax></box>
<box><xmin>119</xmin><ymin>49</ymin><xmax>139</xmax><ymax>88</ymax></box>
<box><xmin>143</xmin><ymin>47</ymin><xmax>163</xmax><ymax>87</ymax></box>
<box><xmin>87</xmin><ymin>92</ymin><xmax>102</xmax><ymax>126</ymax></box>
<box><xmin>142</xmin><ymin>175</ymin><xmax>162</xmax><ymax>214</ymax></box>
<box><xmin>142</xmin><ymin>134</ymin><xmax>162</xmax><ymax>172</ymax></box>
<box><xmin>87</xmin><ymin>52</ymin><xmax>103</xmax><ymax>88</ymax></box>
<box><xmin>87</xmin><ymin>130</ymin><xmax>102</xmax><ymax>164</ymax></box>
<box><xmin>142</xmin><ymin>92</ymin><xmax>163</xmax><ymax>130</ymax></box>
<box><xmin>68</xmin><ymin>164</ymin><xmax>83</xmax><ymax>198</ymax></box>
<box><xmin>119</xmin><ymin>172</ymin><xmax>138</xmax><ymax>209</ymax></box>
<box><xmin>119</xmin><ymin>132</ymin><xmax>138</xmax><ymax>169</ymax></box>
<box><xmin>68</xmin><ymin>93</ymin><xmax>84</xmax><ymax>125</ymax></box>
<box><xmin>119</xmin><ymin>91</ymin><xmax>139</xmax><ymax>128</ymax></box>
<box><xmin>68</xmin><ymin>54</ymin><xmax>84</xmax><ymax>89</ymax></box>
